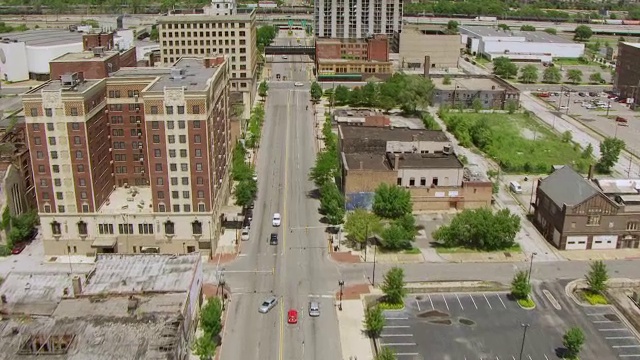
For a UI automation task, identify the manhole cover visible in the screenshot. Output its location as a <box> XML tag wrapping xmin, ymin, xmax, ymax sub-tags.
<box><xmin>604</xmin><ymin>314</ymin><xmax>620</xmax><ymax>322</ymax></box>
<box><xmin>459</xmin><ymin>318</ymin><xmax>475</xmax><ymax>326</ymax></box>
<box><xmin>428</xmin><ymin>319</ymin><xmax>453</xmax><ymax>325</ymax></box>
<box><xmin>418</xmin><ymin>310</ymin><xmax>449</xmax><ymax>318</ymax></box>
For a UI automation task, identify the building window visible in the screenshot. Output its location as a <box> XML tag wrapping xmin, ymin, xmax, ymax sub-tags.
<box><xmin>587</xmin><ymin>215</ymin><xmax>601</xmax><ymax>226</ymax></box>
<box><xmin>409</xmin><ymin>177</ymin><xmax>415</xmax><ymax>186</ymax></box>
<box><xmin>166</xmin><ymin>106</ymin><xmax>174</xmax><ymax>115</ymax></box>
<box><xmin>432</xmin><ymin>177</ymin><xmax>439</xmax><ymax>186</ymax></box>
<box><xmin>150</xmin><ymin>106</ymin><xmax>158</xmax><ymax>114</ymax></box>
<box><xmin>45</xmin><ymin>108</ymin><xmax>53</xmax><ymax>117</ymax></box>
<box><xmin>178</xmin><ymin>120</ymin><xmax>185</xmax><ymax>129</ymax></box>
<box><xmin>159</xmin><ymin>204</ymin><xmax>166</xmax><ymax>212</ymax></box>
<box><xmin>177</xmin><ymin>106</ymin><xmax>185</xmax><ymax>114</ymax></box>
<box><xmin>70</xmin><ymin>107</ymin><xmax>78</xmax><ymax>116</ymax></box>
<box><xmin>193</xmin><ymin>105</ymin><xmax>200</xmax><ymax>114</ymax></box>
<box><xmin>118</xmin><ymin>223</ymin><xmax>134</xmax><ymax>234</ymax></box>
<box><xmin>627</xmin><ymin>222</ymin><xmax>639</xmax><ymax>231</ymax></box>
<box><xmin>152</xmin><ymin>121</ymin><xmax>159</xmax><ymax>129</ymax></box>
<box><xmin>51</xmin><ymin>221</ymin><xmax>62</xmax><ymax>235</ymax></box>
<box><xmin>30</xmin><ymin>108</ymin><xmax>38</xmax><ymax>117</ymax></box>
<box><xmin>192</xmin><ymin>220</ymin><xmax>203</xmax><ymax>235</ymax></box>
<box><xmin>48</xmin><ymin>137</ymin><xmax>56</xmax><ymax>145</ymax></box>
<box><xmin>194</xmin><ymin>135</ymin><xmax>201</xmax><ymax>143</ymax></box>
<box><xmin>139</xmin><ymin>223</ymin><xmax>154</xmax><ymax>234</ymax></box>
<box><xmin>78</xmin><ymin>221</ymin><xmax>88</xmax><ymax>235</ymax></box>
<box><xmin>198</xmin><ymin>203</ymin><xmax>206</xmax><ymax>212</ymax></box>
<box><xmin>165</xmin><ymin>221</ymin><xmax>175</xmax><ymax>235</ymax></box>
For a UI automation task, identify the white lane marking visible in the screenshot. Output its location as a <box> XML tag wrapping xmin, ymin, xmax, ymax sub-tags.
<box><xmin>484</xmin><ymin>293</ymin><xmax>493</xmax><ymax>309</ymax></box>
<box><xmin>469</xmin><ymin>294</ymin><xmax>478</xmax><ymax>309</ymax></box>
<box><xmin>497</xmin><ymin>294</ymin><xmax>507</xmax><ymax>309</ymax></box>
<box><xmin>614</xmin><ymin>346</ymin><xmax>640</xmax><ymax>348</ymax></box>
<box><xmin>455</xmin><ymin>293</ymin><xmax>464</xmax><ymax>310</ymax></box>
<box><xmin>594</xmin><ymin>320</ymin><xmax>614</xmax><ymax>323</ymax></box>
<box><xmin>386</xmin><ymin>317</ymin><xmax>409</xmax><ymax>320</ymax></box>
<box><xmin>544</xmin><ymin>355</ymin><xmax>549</xmax><ymax>360</ymax></box>
<box><xmin>599</xmin><ymin>328</ymin><xmax>628</xmax><ymax>331</ymax></box>
<box><xmin>511</xmin><ymin>356</ymin><xmax>516</xmax><ymax>360</ymax></box>
<box><xmin>307</xmin><ymin>294</ymin><xmax>334</xmax><ymax>298</ymax></box>
<box><xmin>384</xmin><ymin>325</ymin><xmax>410</xmax><ymax>329</ymax></box>
<box><xmin>383</xmin><ymin>342</ymin><xmax>417</xmax><ymax>346</ymax></box>
<box><xmin>428</xmin><ymin>294</ymin><xmax>434</xmax><ymax>310</ymax></box>
<box><xmin>588</xmin><ymin>313</ymin><xmax>611</xmax><ymax>316</ymax></box>
<box><xmin>238</xmin><ymin>254</ymin><xmax>248</xmax><ymax>257</ymax></box>
<box><xmin>606</xmin><ymin>336</ymin><xmax>636</xmax><ymax>339</ymax></box>
<box><xmin>442</xmin><ymin>294</ymin><xmax>450</xmax><ymax>311</ymax></box>
<box><xmin>380</xmin><ymin>334</ymin><xmax>414</xmax><ymax>337</ymax></box>
<box><xmin>394</xmin><ymin>353</ymin><xmax>420</xmax><ymax>357</ymax></box>
<box><xmin>620</xmin><ymin>355</ymin><xmax>640</xmax><ymax>358</ymax></box>
<box><xmin>528</xmin><ymin>356</ymin><xmax>533</xmax><ymax>360</ymax></box>
<box><xmin>416</xmin><ymin>299</ymin><xmax>421</xmax><ymax>312</ymax></box>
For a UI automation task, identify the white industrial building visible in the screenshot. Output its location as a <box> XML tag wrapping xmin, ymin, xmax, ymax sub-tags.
<box><xmin>0</xmin><ymin>29</ymin><xmax>83</xmax><ymax>82</ymax></box>
<box><xmin>460</xmin><ymin>26</ymin><xmax>585</xmax><ymax>62</ymax></box>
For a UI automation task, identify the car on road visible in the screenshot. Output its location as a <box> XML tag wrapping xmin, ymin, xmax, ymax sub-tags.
<box><xmin>259</xmin><ymin>296</ymin><xmax>278</xmax><ymax>313</ymax></box>
<box><xmin>270</xmin><ymin>233</ymin><xmax>278</xmax><ymax>245</ymax></box>
<box><xmin>244</xmin><ymin>208</ymin><xmax>253</xmax><ymax>222</ymax></box>
<box><xmin>308</xmin><ymin>301</ymin><xmax>320</xmax><ymax>317</ymax></box>
<box><xmin>559</xmin><ymin>105</ymin><xmax>568</xmax><ymax>110</ymax></box>
<box><xmin>240</xmin><ymin>227</ymin><xmax>249</xmax><ymax>241</ymax></box>
<box><xmin>11</xmin><ymin>243</ymin><xmax>26</xmax><ymax>255</ymax></box>
<box><xmin>294</xmin><ymin>82</ymin><xmax>303</xmax><ymax>87</ymax></box>
<box><xmin>282</xmin><ymin>55</ymin><xmax>288</xmax><ymax>59</ymax></box>
<box><xmin>272</xmin><ymin>213</ymin><xmax>281</xmax><ymax>227</ymax></box>
<box><xmin>288</xmin><ymin>309</ymin><xmax>298</xmax><ymax>324</ymax></box>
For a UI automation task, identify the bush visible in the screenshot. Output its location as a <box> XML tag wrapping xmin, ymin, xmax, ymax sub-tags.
<box><xmin>581</xmin><ymin>290</ymin><xmax>608</xmax><ymax>305</ymax></box>
<box><xmin>517</xmin><ymin>297</ymin><xmax>535</xmax><ymax>309</ymax></box>
<box><xmin>378</xmin><ymin>302</ymin><xmax>405</xmax><ymax>310</ymax></box>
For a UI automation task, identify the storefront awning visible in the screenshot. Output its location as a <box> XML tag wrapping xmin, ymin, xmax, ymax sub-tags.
<box><xmin>91</xmin><ymin>238</ymin><xmax>117</xmax><ymax>248</ymax></box>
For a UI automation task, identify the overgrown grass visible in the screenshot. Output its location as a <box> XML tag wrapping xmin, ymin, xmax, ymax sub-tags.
<box><xmin>580</xmin><ymin>290</ymin><xmax>609</xmax><ymax>305</ymax></box>
<box><xmin>440</xmin><ymin>112</ymin><xmax>591</xmax><ymax>174</ymax></box>
<box><xmin>434</xmin><ymin>244</ymin><xmax>521</xmax><ymax>254</ymax></box>
<box><xmin>378</xmin><ymin>302</ymin><xmax>405</xmax><ymax>310</ymax></box>
<box><xmin>517</xmin><ymin>297</ymin><xmax>535</xmax><ymax>309</ymax></box>
<box><xmin>553</xmin><ymin>58</ymin><xmax>592</xmax><ymax>66</ymax></box>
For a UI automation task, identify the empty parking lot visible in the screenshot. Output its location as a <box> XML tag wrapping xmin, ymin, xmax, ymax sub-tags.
<box><xmin>380</xmin><ymin>287</ymin><xmax>623</xmax><ymax>359</ymax></box>
<box><xmin>585</xmin><ymin>306</ymin><xmax>640</xmax><ymax>358</ymax></box>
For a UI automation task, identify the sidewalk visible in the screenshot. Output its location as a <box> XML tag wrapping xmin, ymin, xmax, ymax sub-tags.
<box><xmin>337</xmin><ymin>299</ymin><xmax>375</xmax><ymax>360</ymax></box>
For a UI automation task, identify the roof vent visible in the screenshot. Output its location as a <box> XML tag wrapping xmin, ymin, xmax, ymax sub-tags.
<box><xmin>93</xmin><ymin>46</ymin><xmax>106</xmax><ymax>57</ymax></box>
<box><xmin>61</xmin><ymin>72</ymin><xmax>81</xmax><ymax>89</ymax></box>
<box><xmin>443</xmin><ymin>145</ymin><xmax>452</xmax><ymax>155</ymax></box>
<box><xmin>170</xmin><ymin>68</ymin><xmax>186</xmax><ymax>80</ymax></box>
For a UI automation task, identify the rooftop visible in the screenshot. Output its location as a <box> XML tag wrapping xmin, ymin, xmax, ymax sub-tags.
<box><xmin>461</xmin><ymin>26</ymin><xmax>573</xmax><ymax>44</ymax></box>
<box><xmin>594</xmin><ymin>178</ymin><xmax>640</xmax><ymax>194</ymax></box>
<box><xmin>113</xmin><ymin>58</ymin><xmax>220</xmax><ymax>92</ymax></box>
<box><xmin>334</xmin><ymin>108</ymin><xmax>382</xmax><ymax>118</ymax></box>
<box><xmin>158</xmin><ymin>7</ymin><xmax>254</xmax><ymax>22</ymax></box>
<box><xmin>343</xmin><ymin>153</ymin><xmax>390</xmax><ymax>171</ymax></box>
<box><xmin>25</xmin><ymin>79</ymin><xmax>102</xmax><ymax>95</ymax></box>
<box><xmin>97</xmin><ymin>186</ymin><xmax>153</xmax><ymax>215</ymax></box>
<box><xmin>386</xmin><ymin>152</ymin><xmax>463</xmax><ymax>169</ymax></box>
<box><xmin>433</xmin><ymin>77</ymin><xmax>507</xmax><ymax>91</ymax></box>
<box><xmin>0</xmin><ymin>272</ymin><xmax>77</xmax><ymax>316</ymax></box>
<box><xmin>622</xmin><ymin>42</ymin><xmax>640</xmax><ymax>49</ymax></box>
<box><xmin>50</xmin><ymin>51</ymin><xmax>119</xmax><ymax>63</ymax></box>
<box><xmin>339</xmin><ymin>125</ymin><xmax>450</xmax><ymax>142</ymax></box>
<box><xmin>538</xmin><ymin>166</ymin><xmax>600</xmax><ymax>208</ymax></box>
<box><xmin>0</xmin><ymin>29</ymin><xmax>82</xmax><ymax>47</ymax></box>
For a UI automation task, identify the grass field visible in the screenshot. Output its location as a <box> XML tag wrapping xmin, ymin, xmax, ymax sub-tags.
<box><xmin>441</xmin><ymin>112</ymin><xmax>591</xmax><ymax>174</ymax></box>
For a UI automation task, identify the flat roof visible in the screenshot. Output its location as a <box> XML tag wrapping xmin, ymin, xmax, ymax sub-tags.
<box><xmin>158</xmin><ymin>7</ymin><xmax>254</xmax><ymax>22</ymax></box>
<box><xmin>386</xmin><ymin>152</ymin><xmax>463</xmax><ymax>169</ymax></box>
<box><xmin>25</xmin><ymin>79</ymin><xmax>101</xmax><ymax>94</ymax></box>
<box><xmin>594</xmin><ymin>178</ymin><xmax>640</xmax><ymax>194</ymax></box>
<box><xmin>82</xmin><ymin>254</ymin><xmax>200</xmax><ymax>295</ymax></box>
<box><xmin>461</xmin><ymin>26</ymin><xmax>573</xmax><ymax>44</ymax></box>
<box><xmin>433</xmin><ymin>76</ymin><xmax>506</xmax><ymax>91</ymax></box>
<box><xmin>622</xmin><ymin>42</ymin><xmax>640</xmax><ymax>49</ymax></box>
<box><xmin>51</xmin><ymin>51</ymin><xmax>119</xmax><ymax>63</ymax></box>
<box><xmin>97</xmin><ymin>186</ymin><xmax>153</xmax><ymax>215</ymax></box>
<box><xmin>0</xmin><ymin>29</ymin><xmax>83</xmax><ymax>47</ymax></box>
<box><xmin>344</xmin><ymin>152</ymin><xmax>390</xmax><ymax>171</ymax></box>
<box><xmin>334</xmin><ymin>108</ymin><xmax>382</xmax><ymax>118</ymax></box>
<box><xmin>340</xmin><ymin>125</ymin><xmax>450</xmax><ymax>142</ymax></box>
<box><xmin>113</xmin><ymin>58</ymin><xmax>220</xmax><ymax>92</ymax></box>
<box><xmin>0</xmin><ymin>272</ymin><xmax>79</xmax><ymax>316</ymax></box>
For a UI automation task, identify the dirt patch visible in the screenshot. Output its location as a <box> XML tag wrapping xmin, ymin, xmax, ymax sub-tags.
<box><xmin>330</xmin><ymin>251</ymin><xmax>361</xmax><ymax>263</ymax></box>
<box><xmin>337</xmin><ymin>283</ymin><xmax>371</xmax><ymax>300</ymax></box>
<box><xmin>417</xmin><ymin>310</ymin><xmax>450</xmax><ymax>318</ymax></box>
<box><xmin>604</xmin><ymin>313</ymin><xmax>621</xmax><ymax>322</ymax></box>
<box><xmin>458</xmin><ymin>318</ymin><xmax>475</xmax><ymax>326</ymax></box>
<box><xmin>203</xmin><ymin>283</ymin><xmax>232</xmax><ymax>299</ymax></box>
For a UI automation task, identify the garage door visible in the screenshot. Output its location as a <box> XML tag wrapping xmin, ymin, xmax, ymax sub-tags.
<box><xmin>592</xmin><ymin>235</ymin><xmax>618</xmax><ymax>250</ymax></box>
<box><xmin>565</xmin><ymin>236</ymin><xmax>588</xmax><ymax>250</ymax></box>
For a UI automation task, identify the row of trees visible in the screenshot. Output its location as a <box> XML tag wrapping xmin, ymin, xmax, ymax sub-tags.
<box><xmin>192</xmin><ymin>297</ymin><xmax>224</xmax><ymax>360</ymax></box>
<box><xmin>231</xmin><ymin>101</ymin><xmax>265</xmax><ymax>208</ymax></box>
<box><xmin>493</xmin><ymin>57</ymin><xmax>605</xmax><ymax>85</ymax></box>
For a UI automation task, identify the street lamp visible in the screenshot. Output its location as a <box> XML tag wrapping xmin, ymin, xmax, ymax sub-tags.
<box><xmin>372</xmin><ymin>241</ymin><xmax>378</xmax><ymax>286</ymax></box>
<box><xmin>519</xmin><ymin>323</ymin><xmax>530</xmax><ymax>360</ymax></box>
<box><xmin>220</xmin><ymin>267</ymin><xmax>226</xmax><ymax>311</ymax></box>
<box><xmin>527</xmin><ymin>252</ymin><xmax>537</xmax><ymax>284</ymax></box>
<box><xmin>363</xmin><ymin>224</ymin><xmax>369</xmax><ymax>262</ymax></box>
<box><xmin>338</xmin><ymin>280</ymin><xmax>344</xmax><ymax>311</ymax></box>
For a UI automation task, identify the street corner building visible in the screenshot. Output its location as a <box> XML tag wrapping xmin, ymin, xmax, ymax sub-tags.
<box><xmin>0</xmin><ymin>253</ymin><xmax>204</xmax><ymax>360</ymax></box>
<box><xmin>314</xmin><ymin>35</ymin><xmax>393</xmax><ymax>82</ymax></box>
<box><xmin>533</xmin><ymin>165</ymin><xmax>640</xmax><ymax>250</ymax></box>
<box><xmin>337</xmin><ymin>125</ymin><xmax>493</xmax><ymax>211</ymax></box>
<box><xmin>22</xmin><ymin>55</ymin><xmax>233</xmax><ymax>258</ymax></box>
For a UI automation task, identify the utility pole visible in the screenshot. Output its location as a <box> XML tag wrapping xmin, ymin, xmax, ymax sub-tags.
<box><xmin>372</xmin><ymin>242</ymin><xmax>378</xmax><ymax>286</ymax></box>
<box><xmin>527</xmin><ymin>252</ymin><xmax>537</xmax><ymax>284</ymax></box>
<box><xmin>363</xmin><ymin>223</ymin><xmax>369</xmax><ymax>262</ymax></box>
<box><xmin>219</xmin><ymin>268</ymin><xmax>226</xmax><ymax>311</ymax></box>
<box><xmin>338</xmin><ymin>280</ymin><xmax>344</xmax><ymax>311</ymax></box>
<box><xmin>519</xmin><ymin>324</ymin><xmax>530</xmax><ymax>360</ymax></box>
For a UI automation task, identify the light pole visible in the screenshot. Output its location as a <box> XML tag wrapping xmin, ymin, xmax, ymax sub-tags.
<box><xmin>220</xmin><ymin>267</ymin><xmax>226</xmax><ymax>311</ymax></box>
<box><xmin>363</xmin><ymin>223</ymin><xmax>369</xmax><ymax>262</ymax></box>
<box><xmin>372</xmin><ymin>242</ymin><xmax>378</xmax><ymax>286</ymax></box>
<box><xmin>519</xmin><ymin>323</ymin><xmax>530</xmax><ymax>360</ymax></box>
<box><xmin>338</xmin><ymin>280</ymin><xmax>344</xmax><ymax>311</ymax></box>
<box><xmin>606</xmin><ymin>100</ymin><xmax>611</xmax><ymax>117</ymax></box>
<box><xmin>527</xmin><ymin>252</ymin><xmax>537</xmax><ymax>284</ymax></box>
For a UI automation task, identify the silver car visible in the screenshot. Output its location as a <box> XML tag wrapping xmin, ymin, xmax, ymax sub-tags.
<box><xmin>308</xmin><ymin>301</ymin><xmax>320</xmax><ymax>317</ymax></box>
<box><xmin>259</xmin><ymin>296</ymin><xmax>278</xmax><ymax>314</ymax></box>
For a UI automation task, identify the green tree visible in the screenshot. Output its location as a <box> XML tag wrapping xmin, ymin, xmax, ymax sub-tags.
<box><xmin>258</xmin><ymin>80</ymin><xmax>269</xmax><ymax>99</ymax></box>
<box><xmin>561</xmin><ymin>130</ymin><xmax>572</xmax><ymax>143</ymax></box>
<box><xmin>319</xmin><ymin>182</ymin><xmax>345</xmax><ymax>225</ymax></box>
<box><xmin>506</xmin><ymin>99</ymin><xmax>518</xmax><ymax>114</ymax></box>
<box><xmin>581</xmin><ymin>143</ymin><xmax>594</xmax><ymax>159</ymax></box>
<box><xmin>544</xmin><ymin>28</ymin><xmax>557</xmax><ymax>35</ymax></box>
<box><xmin>381</xmin><ymin>214</ymin><xmax>417</xmax><ymax>250</ymax></box>
<box><xmin>362</xmin><ymin>82</ymin><xmax>378</xmax><ymax>107</ymax></box>
<box><xmin>446</xmin><ymin>20</ymin><xmax>459</xmax><ymax>33</ymax></box>
<box><xmin>310</xmin><ymin>81</ymin><xmax>323</xmax><ymax>102</ymax></box>
<box><xmin>344</xmin><ymin>209</ymin><xmax>382</xmax><ymax>246</ymax></box>
<box><xmin>567</xmin><ymin>69</ymin><xmax>583</xmax><ymax>84</ymax></box>
<box><xmin>363</xmin><ymin>305</ymin><xmax>385</xmax><ymax>338</ymax></box>
<box><xmin>192</xmin><ymin>335</ymin><xmax>217</xmax><ymax>360</ymax></box>
<box><xmin>563</xmin><ymin>327</ymin><xmax>585</xmax><ymax>359</ymax></box>
<box><xmin>492</xmin><ymin>57</ymin><xmax>518</xmax><ymax>79</ymax></box>
<box><xmin>309</xmin><ymin>150</ymin><xmax>338</xmax><ymax>187</ymax></box>
<box><xmin>334</xmin><ymin>85</ymin><xmax>351</xmax><ymax>105</ymax></box>
<box><xmin>574</xmin><ymin>25</ymin><xmax>593</xmax><ymax>41</ymax></box>
<box><xmin>510</xmin><ymin>270</ymin><xmax>531</xmax><ymax>300</ymax></box>
<box><xmin>256</xmin><ymin>25</ymin><xmax>276</xmax><ymax>51</ymax></box>
<box><xmin>350</xmin><ymin>87</ymin><xmax>365</xmax><ymax>106</ymax></box>
<box><xmin>472</xmin><ymin>97</ymin><xmax>483</xmax><ymax>112</ymax></box>
<box><xmin>497</xmin><ymin>24</ymin><xmax>510</xmax><ymax>31</ymax></box>
<box><xmin>149</xmin><ymin>27</ymin><xmax>159</xmax><ymax>41</ymax></box>
<box><xmin>595</xmin><ymin>137</ymin><xmax>625</xmax><ymax>174</ymax></box>
<box><xmin>585</xmin><ymin>260</ymin><xmax>609</xmax><ymax>293</ymax></box>
<box><xmin>235</xmin><ymin>179</ymin><xmax>257</xmax><ymax>207</ymax></box>
<box><xmin>589</xmin><ymin>72</ymin><xmax>604</xmax><ymax>84</ymax></box>
<box><xmin>432</xmin><ymin>208</ymin><xmax>521</xmax><ymax>251</ymax></box>
<box><xmin>375</xmin><ymin>347</ymin><xmax>397</xmax><ymax>360</ymax></box>
<box><xmin>520</xmin><ymin>24</ymin><xmax>536</xmax><ymax>31</ymax></box>
<box><xmin>381</xmin><ymin>267</ymin><xmax>407</xmax><ymax>305</ymax></box>
<box><xmin>542</xmin><ymin>66</ymin><xmax>562</xmax><ymax>83</ymax></box>
<box><xmin>519</xmin><ymin>64</ymin><xmax>539</xmax><ymax>84</ymax></box>
<box><xmin>200</xmin><ymin>297</ymin><xmax>223</xmax><ymax>337</ymax></box>
<box><xmin>372</xmin><ymin>183</ymin><xmax>412</xmax><ymax>219</ymax></box>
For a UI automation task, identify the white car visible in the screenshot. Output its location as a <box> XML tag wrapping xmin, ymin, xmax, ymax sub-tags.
<box><xmin>282</xmin><ymin>55</ymin><xmax>288</xmax><ymax>59</ymax></box>
<box><xmin>294</xmin><ymin>82</ymin><xmax>303</xmax><ymax>87</ymax></box>
<box><xmin>272</xmin><ymin>213</ymin><xmax>282</xmax><ymax>227</ymax></box>
<box><xmin>240</xmin><ymin>227</ymin><xmax>249</xmax><ymax>241</ymax></box>
<box><xmin>559</xmin><ymin>106</ymin><xmax>568</xmax><ymax>110</ymax></box>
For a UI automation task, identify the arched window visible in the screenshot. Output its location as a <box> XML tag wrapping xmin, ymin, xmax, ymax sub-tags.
<box><xmin>164</xmin><ymin>221</ymin><xmax>175</xmax><ymax>235</ymax></box>
<box><xmin>78</xmin><ymin>221</ymin><xmax>88</xmax><ymax>235</ymax></box>
<box><xmin>192</xmin><ymin>221</ymin><xmax>203</xmax><ymax>235</ymax></box>
<box><xmin>51</xmin><ymin>221</ymin><xmax>62</xmax><ymax>235</ymax></box>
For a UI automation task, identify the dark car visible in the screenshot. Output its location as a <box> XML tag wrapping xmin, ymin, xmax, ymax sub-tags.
<box><xmin>270</xmin><ymin>233</ymin><xmax>278</xmax><ymax>245</ymax></box>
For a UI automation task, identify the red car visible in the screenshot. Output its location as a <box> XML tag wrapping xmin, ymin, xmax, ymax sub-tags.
<box><xmin>11</xmin><ymin>243</ymin><xmax>26</xmax><ymax>255</ymax></box>
<box><xmin>287</xmin><ymin>309</ymin><xmax>298</xmax><ymax>324</ymax></box>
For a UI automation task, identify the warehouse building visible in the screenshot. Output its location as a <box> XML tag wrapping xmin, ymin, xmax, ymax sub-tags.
<box><xmin>397</xmin><ymin>27</ymin><xmax>461</xmax><ymax>71</ymax></box>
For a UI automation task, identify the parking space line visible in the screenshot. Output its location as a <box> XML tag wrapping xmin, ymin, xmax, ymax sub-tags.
<box><xmin>428</xmin><ymin>294</ymin><xmax>434</xmax><ymax>310</ymax></box>
<box><xmin>497</xmin><ymin>294</ymin><xmax>507</xmax><ymax>308</ymax></box>
<box><xmin>394</xmin><ymin>353</ymin><xmax>420</xmax><ymax>357</ymax></box>
<box><xmin>483</xmin><ymin>293</ymin><xmax>493</xmax><ymax>309</ymax></box>
<box><xmin>386</xmin><ymin>317</ymin><xmax>409</xmax><ymax>320</ymax></box>
<box><xmin>606</xmin><ymin>336</ymin><xmax>636</xmax><ymax>339</ymax></box>
<box><xmin>614</xmin><ymin>345</ymin><xmax>640</xmax><ymax>348</ymax></box>
<box><xmin>594</xmin><ymin>320</ymin><xmax>614</xmax><ymax>323</ymax></box>
<box><xmin>544</xmin><ymin>355</ymin><xmax>549</xmax><ymax>360</ymax></box>
<box><xmin>528</xmin><ymin>355</ymin><xmax>533</xmax><ymax>360</ymax></box>
<box><xmin>469</xmin><ymin>294</ymin><xmax>478</xmax><ymax>309</ymax></box>
<box><xmin>416</xmin><ymin>299</ymin><xmax>421</xmax><ymax>312</ymax></box>
<box><xmin>442</xmin><ymin>294</ymin><xmax>450</xmax><ymax>310</ymax></box>
<box><xmin>511</xmin><ymin>356</ymin><xmax>516</xmax><ymax>360</ymax></box>
<box><xmin>599</xmin><ymin>328</ymin><xmax>628</xmax><ymax>332</ymax></box>
<box><xmin>384</xmin><ymin>325</ymin><xmax>410</xmax><ymax>329</ymax></box>
<box><xmin>620</xmin><ymin>355</ymin><xmax>640</xmax><ymax>358</ymax></box>
<box><xmin>380</xmin><ymin>334</ymin><xmax>414</xmax><ymax>337</ymax></box>
<box><xmin>587</xmin><ymin>313</ymin><xmax>611</xmax><ymax>316</ymax></box>
<box><xmin>455</xmin><ymin>293</ymin><xmax>464</xmax><ymax>310</ymax></box>
<box><xmin>384</xmin><ymin>342</ymin><xmax>417</xmax><ymax>346</ymax></box>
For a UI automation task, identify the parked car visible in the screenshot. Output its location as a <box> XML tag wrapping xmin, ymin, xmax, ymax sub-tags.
<box><xmin>240</xmin><ymin>227</ymin><xmax>250</xmax><ymax>241</ymax></box>
<box><xmin>259</xmin><ymin>296</ymin><xmax>278</xmax><ymax>313</ymax></box>
<box><xmin>11</xmin><ymin>243</ymin><xmax>26</xmax><ymax>255</ymax></box>
<box><xmin>270</xmin><ymin>233</ymin><xmax>278</xmax><ymax>245</ymax></box>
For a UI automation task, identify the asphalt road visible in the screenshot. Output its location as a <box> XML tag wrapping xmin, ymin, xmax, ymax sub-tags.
<box><xmin>219</xmin><ymin>30</ymin><xmax>342</xmax><ymax>360</ymax></box>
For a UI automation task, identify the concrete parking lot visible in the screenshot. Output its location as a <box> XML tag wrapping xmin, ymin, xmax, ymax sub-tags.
<box><xmin>584</xmin><ymin>306</ymin><xmax>640</xmax><ymax>358</ymax></box>
<box><xmin>381</xmin><ymin>284</ymin><xmax>623</xmax><ymax>359</ymax></box>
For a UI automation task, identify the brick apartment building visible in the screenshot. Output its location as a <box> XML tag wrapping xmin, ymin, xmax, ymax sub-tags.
<box><xmin>23</xmin><ymin>56</ymin><xmax>232</xmax><ymax>257</ymax></box>
<box><xmin>338</xmin><ymin>126</ymin><xmax>492</xmax><ymax>211</ymax></box>
<box><xmin>315</xmin><ymin>35</ymin><xmax>393</xmax><ymax>81</ymax></box>
<box><xmin>614</xmin><ymin>42</ymin><xmax>640</xmax><ymax>106</ymax></box>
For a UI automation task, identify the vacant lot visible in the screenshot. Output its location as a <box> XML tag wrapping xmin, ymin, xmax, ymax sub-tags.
<box><xmin>441</xmin><ymin>112</ymin><xmax>589</xmax><ymax>174</ymax></box>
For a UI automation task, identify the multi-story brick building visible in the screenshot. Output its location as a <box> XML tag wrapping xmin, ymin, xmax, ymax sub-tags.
<box><xmin>23</xmin><ymin>56</ymin><xmax>231</xmax><ymax>256</ymax></box>
<box><xmin>157</xmin><ymin>8</ymin><xmax>257</xmax><ymax>116</ymax></box>
<box><xmin>49</xmin><ymin>47</ymin><xmax>137</xmax><ymax>81</ymax></box>
<box><xmin>614</xmin><ymin>42</ymin><xmax>640</xmax><ymax>107</ymax></box>
<box><xmin>315</xmin><ymin>35</ymin><xmax>393</xmax><ymax>81</ymax></box>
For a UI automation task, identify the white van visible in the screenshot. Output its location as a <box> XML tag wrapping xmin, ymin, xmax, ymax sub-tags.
<box><xmin>509</xmin><ymin>181</ymin><xmax>523</xmax><ymax>194</ymax></box>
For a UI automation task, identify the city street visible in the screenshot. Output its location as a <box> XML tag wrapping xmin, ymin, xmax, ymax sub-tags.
<box><xmin>218</xmin><ymin>30</ymin><xmax>342</xmax><ymax>360</ymax></box>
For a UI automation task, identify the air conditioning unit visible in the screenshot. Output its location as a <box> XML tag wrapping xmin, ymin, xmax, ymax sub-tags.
<box><xmin>138</xmin><ymin>144</ymin><xmax>143</xmax><ymax>149</ymax></box>
<box><xmin>105</xmin><ymin>109</ymin><xmax>109</xmax><ymax>114</ymax></box>
<box><xmin>136</xmin><ymin>119</ymin><xmax>141</xmax><ymax>124</ymax></box>
<box><xmin>110</xmin><ymin>160</ymin><xmax>114</xmax><ymax>164</ymax></box>
<box><xmin>108</xmin><ymin>148</ymin><xmax>112</xmax><ymax>152</ymax></box>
